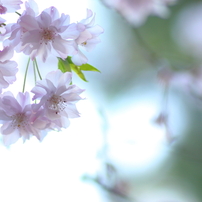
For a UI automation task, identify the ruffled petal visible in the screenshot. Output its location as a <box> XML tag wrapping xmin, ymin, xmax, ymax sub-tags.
<box><xmin>71</xmin><ymin>50</ymin><xmax>88</xmax><ymax>66</ymax></box>
<box><xmin>0</xmin><ymin>46</ymin><xmax>14</xmax><ymax>62</ymax></box>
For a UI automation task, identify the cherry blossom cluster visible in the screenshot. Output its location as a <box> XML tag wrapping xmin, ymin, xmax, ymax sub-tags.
<box><xmin>0</xmin><ymin>0</ymin><xmax>103</xmax><ymax>146</ymax></box>
<box><xmin>102</xmin><ymin>0</ymin><xmax>177</xmax><ymax>27</ymax></box>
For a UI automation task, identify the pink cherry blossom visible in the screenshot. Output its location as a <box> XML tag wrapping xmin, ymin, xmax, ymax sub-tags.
<box><xmin>0</xmin><ymin>24</ymin><xmax>14</xmax><ymax>43</ymax></box>
<box><xmin>24</xmin><ymin>0</ymin><xmax>39</xmax><ymax>16</ymax></box>
<box><xmin>102</xmin><ymin>0</ymin><xmax>176</xmax><ymax>26</ymax></box>
<box><xmin>0</xmin><ymin>18</ymin><xmax>15</xmax><ymax>44</ymax></box>
<box><xmin>10</xmin><ymin>6</ymin><xmax>80</xmax><ymax>62</ymax></box>
<box><xmin>71</xmin><ymin>9</ymin><xmax>104</xmax><ymax>66</ymax></box>
<box><xmin>0</xmin><ymin>46</ymin><xmax>18</xmax><ymax>93</ymax></box>
<box><xmin>31</xmin><ymin>70</ymin><xmax>84</xmax><ymax>128</ymax></box>
<box><xmin>0</xmin><ymin>92</ymin><xmax>50</xmax><ymax>146</ymax></box>
<box><xmin>157</xmin><ymin>65</ymin><xmax>202</xmax><ymax>110</ymax></box>
<box><xmin>1</xmin><ymin>0</ymin><xmax>38</xmax><ymax>47</ymax></box>
<box><xmin>0</xmin><ymin>0</ymin><xmax>22</xmax><ymax>14</ymax></box>
<box><xmin>0</xmin><ymin>0</ymin><xmax>102</xmax><ymax>147</ymax></box>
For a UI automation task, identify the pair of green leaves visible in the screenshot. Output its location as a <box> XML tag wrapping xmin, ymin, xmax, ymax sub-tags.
<box><xmin>58</xmin><ymin>57</ymin><xmax>100</xmax><ymax>82</ymax></box>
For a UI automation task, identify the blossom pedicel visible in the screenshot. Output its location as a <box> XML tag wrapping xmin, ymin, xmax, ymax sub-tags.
<box><xmin>0</xmin><ymin>0</ymin><xmax>103</xmax><ymax>146</ymax></box>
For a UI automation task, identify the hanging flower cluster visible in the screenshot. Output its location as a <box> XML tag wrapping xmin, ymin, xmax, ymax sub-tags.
<box><xmin>0</xmin><ymin>0</ymin><xmax>104</xmax><ymax>146</ymax></box>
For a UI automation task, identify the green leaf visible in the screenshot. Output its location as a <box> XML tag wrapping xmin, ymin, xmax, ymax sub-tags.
<box><xmin>79</xmin><ymin>63</ymin><xmax>101</xmax><ymax>72</ymax></box>
<box><xmin>70</xmin><ymin>64</ymin><xmax>88</xmax><ymax>82</ymax></box>
<box><xmin>67</xmin><ymin>56</ymin><xmax>101</xmax><ymax>72</ymax></box>
<box><xmin>58</xmin><ymin>56</ymin><xmax>100</xmax><ymax>82</ymax></box>
<box><xmin>67</xmin><ymin>56</ymin><xmax>74</xmax><ymax>64</ymax></box>
<box><xmin>58</xmin><ymin>58</ymin><xmax>71</xmax><ymax>73</ymax></box>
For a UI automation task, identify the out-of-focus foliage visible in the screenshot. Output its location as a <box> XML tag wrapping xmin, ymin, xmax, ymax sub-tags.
<box><xmin>80</xmin><ymin>0</ymin><xmax>202</xmax><ymax>201</ymax></box>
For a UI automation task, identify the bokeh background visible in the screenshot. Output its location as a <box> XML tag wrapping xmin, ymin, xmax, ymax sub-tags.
<box><xmin>1</xmin><ymin>0</ymin><xmax>202</xmax><ymax>201</ymax></box>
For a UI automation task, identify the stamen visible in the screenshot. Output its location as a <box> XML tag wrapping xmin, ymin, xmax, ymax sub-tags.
<box><xmin>41</xmin><ymin>28</ymin><xmax>55</xmax><ymax>43</ymax></box>
<box><xmin>11</xmin><ymin>113</ymin><xmax>28</xmax><ymax>129</ymax></box>
<box><xmin>81</xmin><ymin>41</ymin><xmax>87</xmax><ymax>46</ymax></box>
<box><xmin>47</xmin><ymin>95</ymin><xmax>67</xmax><ymax>114</ymax></box>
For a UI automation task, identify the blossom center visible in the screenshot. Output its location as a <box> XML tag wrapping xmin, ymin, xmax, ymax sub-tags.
<box><xmin>0</xmin><ymin>5</ymin><xmax>7</xmax><ymax>14</ymax></box>
<box><xmin>81</xmin><ymin>41</ymin><xmax>87</xmax><ymax>46</ymax></box>
<box><xmin>47</xmin><ymin>94</ymin><xmax>67</xmax><ymax>114</ymax></box>
<box><xmin>11</xmin><ymin>113</ymin><xmax>28</xmax><ymax>129</ymax></box>
<box><xmin>41</xmin><ymin>28</ymin><xmax>55</xmax><ymax>43</ymax></box>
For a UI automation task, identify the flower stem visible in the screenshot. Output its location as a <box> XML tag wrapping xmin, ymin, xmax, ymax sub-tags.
<box><xmin>33</xmin><ymin>61</ymin><xmax>37</xmax><ymax>84</ymax></box>
<box><xmin>22</xmin><ymin>58</ymin><xmax>30</xmax><ymax>93</ymax></box>
<box><xmin>33</xmin><ymin>61</ymin><xmax>37</xmax><ymax>104</ymax></box>
<box><xmin>34</xmin><ymin>59</ymin><xmax>42</xmax><ymax>80</ymax></box>
<box><xmin>15</xmin><ymin>11</ymin><xmax>21</xmax><ymax>16</ymax></box>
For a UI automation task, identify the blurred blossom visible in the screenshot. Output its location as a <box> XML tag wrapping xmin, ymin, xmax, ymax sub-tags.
<box><xmin>158</xmin><ymin>66</ymin><xmax>202</xmax><ymax>107</ymax></box>
<box><xmin>102</xmin><ymin>0</ymin><xmax>177</xmax><ymax>26</ymax></box>
<box><xmin>157</xmin><ymin>66</ymin><xmax>174</xmax><ymax>86</ymax></box>
<box><xmin>172</xmin><ymin>2</ymin><xmax>202</xmax><ymax>58</ymax></box>
<box><xmin>153</xmin><ymin>111</ymin><xmax>176</xmax><ymax>144</ymax></box>
<box><xmin>95</xmin><ymin>162</ymin><xmax>130</xmax><ymax>198</ymax></box>
<box><xmin>155</xmin><ymin>68</ymin><xmax>175</xmax><ymax>144</ymax></box>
